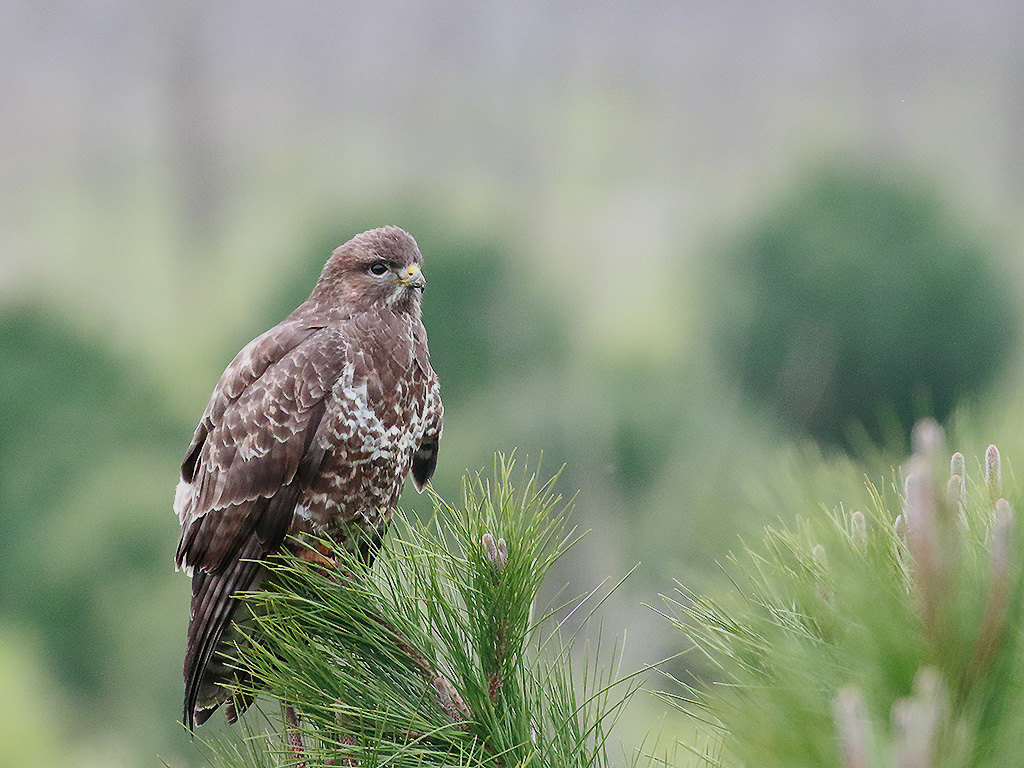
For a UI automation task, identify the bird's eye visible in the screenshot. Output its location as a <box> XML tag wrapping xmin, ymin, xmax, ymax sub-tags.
<box><xmin>369</xmin><ymin>262</ymin><xmax>389</xmax><ymax>276</ymax></box>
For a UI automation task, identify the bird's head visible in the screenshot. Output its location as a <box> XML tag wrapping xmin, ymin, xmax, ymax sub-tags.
<box><xmin>309</xmin><ymin>226</ymin><xmax>427</xmax><ymax>316</ymax></box>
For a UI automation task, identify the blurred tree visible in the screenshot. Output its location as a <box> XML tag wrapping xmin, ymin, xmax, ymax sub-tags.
<box><xmin>0</xmin><ymin>629</ymin><xmax>70</xmax><ymax>768</ymax></box>
<box><xmin>710</xmin><ymin>162</ymin><xmax>1018</xmax><ymax>449</ymax></box>
<box><xmin>0</xmin><ymin>304</ymin><xmax>188</xmax><ymax>757</ymax></box>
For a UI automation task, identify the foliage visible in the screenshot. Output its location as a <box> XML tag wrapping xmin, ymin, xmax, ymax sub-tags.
<box><xmin>197</xmin><ymin>458</ymin><xmax>639</xmax><ymax>768</ymax></box>
<box><xmin>710</xmin><ymin>163</ymin><xmax>1017</xmax><ymax>448</ymax></box>
<box><xmin>663</xmin><ymin>421</ymin><xmax>1024</xmax><ymax>767</ymax></box>
<box><xmin>0</xmin><ymin>305</ymin><xmax>186</xmax><ymax>743</ymax></box>
<box><xmin>0</xmin><ymin>304</ymin><xmax>195</xmax><ymax>765</ymax></box>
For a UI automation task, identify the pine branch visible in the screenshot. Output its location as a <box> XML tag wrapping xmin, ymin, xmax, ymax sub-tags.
<box><xmin>663</xmin><ymin>421</ymin><xmax>1024</xmax><ymax>768</ymax></box>
<box><xmin>194</xmin><ymin>456</ymin><xmax>640</xmax><ymax>768</ymax></box>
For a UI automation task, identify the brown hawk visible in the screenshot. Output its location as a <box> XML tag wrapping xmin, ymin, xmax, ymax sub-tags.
<box><xmin>173</xmin><ymin>226</ymin><xmax>442</xmax><ymax>730</ymax></box>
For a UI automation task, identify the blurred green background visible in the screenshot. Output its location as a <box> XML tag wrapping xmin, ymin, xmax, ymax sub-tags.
<box><xmin>3</xmin><ymin>2</ymin><xmax>1024</xmax><ymax>765</ymax></box>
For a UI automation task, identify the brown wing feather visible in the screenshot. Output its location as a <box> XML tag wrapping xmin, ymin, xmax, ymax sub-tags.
<box><xmin>175</xmin><ymin>323</ymin><xmax>346</xmax><ymax>729</ymax></box>
<box><xmin>179</xmin><ymin>321</ymin><xmax>313</xmax><ymax>479</ymax></box>
<box><xmin>412</xmin><ymin>322</ymin><xmax>443</xmax><ymax>491</ymax></box>
<box><xmin>411</xmin><ymin>374</ymin><xmax>442</xmax><ymax>490</ymax></box>
<box><xmin>175</xmin><ymin>325</ymin><xmax>344</xmax><ymax>573</ymax></box>
<box><xmin>183</xmin><ymin>487</ymin><xmax>300</xmax><ymax>729</ymax></box>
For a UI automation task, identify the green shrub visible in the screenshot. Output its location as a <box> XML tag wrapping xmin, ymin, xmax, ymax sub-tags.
<box><xmin>711</xmin><ymin>164</ymin><xmax>1017</xmax><ymax>448</ymax></box>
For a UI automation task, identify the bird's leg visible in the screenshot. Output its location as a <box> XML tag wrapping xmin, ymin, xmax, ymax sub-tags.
<box><xmin>297</xmin><ymin>542</ymin><xmax>359</xmax><ymax>582</ymax></box>
<box><xmin>297</xmin><ymin>543</ymin><xmax>338</xmax><ymax>569</ymax></box>
<box><xmin>284</xmin><ymin>704</ymin><xmax>307</xmax><ymax>768</ymax></box>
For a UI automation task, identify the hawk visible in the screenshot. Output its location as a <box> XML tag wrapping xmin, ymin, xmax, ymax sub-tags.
<box><xmin>173</xmin><ymin>226</ymin><xmax>442</xmax><ymax>730</ymax></box>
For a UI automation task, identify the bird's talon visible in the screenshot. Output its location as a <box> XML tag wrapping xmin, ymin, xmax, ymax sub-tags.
<box><xmin>297</xmin><ymin>546</ymin><xmax>338</xmax><ymax>569</ymax></box>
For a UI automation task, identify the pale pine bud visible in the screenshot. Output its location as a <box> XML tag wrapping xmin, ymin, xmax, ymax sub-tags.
<box><xmin>903</xmin><ymin>467</ymin><xmax>935</xmax><ymax>545</ymax></box>
<box><xmin>482</xmin><ymin>533</ymin><xmax>499</xmax><ymax>565</ymax></box>
<box><xmin>911</xmin><ymin>418</ymin><xmax>945</xmax><ymax>459</ymax></box>
<box><xmin>949</xmin><ymin>451</ymin><xmax>967</xmax><ymax>513</ymax></box>
<box><xmin>482</xmin><ymin>533</ymin><xmax>507</xmax><ymax>573</ymax></box>
<box><xmin>833</xmin><ymin>686</ymin><xmax>871</xmax><ymax>768</ymax></box>
<box><xmin>986</xmin><ymin>444</ymin><xmax>1002</xmax><ymax>505</ymax></box>
<box><xmin>895</xmin><ymin>514</ymin><xmax>908</xmax><ymax>543</ymax></box>
<box><xmin>991</xmin><ymin>499</ymin><xmax>1014</xmax><ymax>568</ymax></box>
<box><xmin>968</xmin><ymin>498</ymin><xmax>1015</xmax><ymax>680</ymax></box>
<box><xmin>950</xmin><ymin>452</ymin><xmax>966</xmax><ymax>481</ymax></box>
<box><xmin>947</xmin><ymin>474</ymin><xmax>965</xmax><ymax>512</ymax></box>
<box><xmin>903</xmin><ymin>466</ymin><xmax>953</xmax><ymax>636</ymax></box>
<box><xmin>851</xmin><ymin>511</ymin><xmax>867</xmax><ymax>549</ymax></box>
<box><xmin>496</xmin><ymin>537</ymin><xmax>508</xmax><ymax>567</ymax></box>
<box><xmin>812</xmin><ymin>544</ymin><xmax>828</xmax><ymax>567</ymax></box>
<box><xmin>892</xmin><ymin>668</ymin><xmax>944</xmax><ymax>768</ymax></box>
<box><xmin>482</xmin><ymin>533</ymin><xmax>497</xmax><ymax>556</ymax></box>
<box><xmin>963</xmin><ymin>499</ymin><xmax>1015</xmax><ymax>683</ymax></box>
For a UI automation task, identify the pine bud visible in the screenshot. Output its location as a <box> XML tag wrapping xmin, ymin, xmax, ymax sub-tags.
<box><xmin>990</xmin><ymin>498</ymin><xmax>1014</xmax><ymax>566</ymax></box>
<box><xmin>986</xmin><ymin>444</ymin><xmax>1002</xmax><ymax>506</ymax></box>
<box><xmin>892</xmin><ymin>668</ymin><xmax>944</xmax><ymax>768</ymax></box>
<box><xmin>482</xmin><ymin>533</ymin><xmax>498</xmax><ymax>567</ymax></box>
<box><xmin>833</xmin><ymin>686</ymin><xmax>871</xmax><ymax>768</ymax></box>
<box><xmin>947</xmin><ymin>474</ymin><xmax>965</xmax><ymax>512</ymax></box>
<box><xmin>482</xmin><ymin>533</ymin><xmax>508</xmax><ymax>573</ymax></box>
<box><xmin>911</xmin><ymin>418</ymin><xmax>945</xmax><ymax>459</ymax></box>
<box><xmin>903</xmin><ymin>468</ymin><xmax>936</xmax><ymax>549</ymax></box>
<box><xmin>950</xmin><ymin>452</ymin><xmax>965</xmax><ymax>481</ymax></box>
<box><xmin>497</xmin><ymin>537</ymin><xmax>508</xmax><ymax>567</ymax></box>
<box><xmin>851</xmin><ymin>511</ymin><xmax>867</xmax><ymax>549</ymax></box>
<box><xmin>964</xmin><ymin>500</ymin><xmax>1014</xmax><ymax>684</ymax></box>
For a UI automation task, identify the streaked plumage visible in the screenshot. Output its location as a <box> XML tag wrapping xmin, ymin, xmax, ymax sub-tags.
<box><xmin>173</xmin><ymin>226</ymin><xmax>442</xmax><ymax>729</ymax></box>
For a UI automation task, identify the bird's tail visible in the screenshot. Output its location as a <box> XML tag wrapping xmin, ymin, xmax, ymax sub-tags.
<box><xmin>183</xmin><ymin>536</ymin><xmax>264</xmax><ymax>730</ymax></box>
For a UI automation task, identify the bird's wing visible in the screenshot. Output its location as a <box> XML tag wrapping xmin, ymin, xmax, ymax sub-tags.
<box><xmin>174</xmin><ymin>321</ymin><xmax>344</xmax><ymax>574</ymax></box>
<box><xmin>411</xmin><ymin>321</ymin><xmax>442</xmax><ymax>491</ymax></box>
<box><xmin>175</xmin><ymin>322</ymin><xmax>348</xmax><ymax>729</ymax></box>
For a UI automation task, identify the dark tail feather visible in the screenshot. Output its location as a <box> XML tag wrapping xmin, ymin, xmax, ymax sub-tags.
<box><xmin>183</xmin><ymin>536</ymin><xmax>264</xmax><ymax>730</ymax></box>
<box><xmin>182</xmin><ymin>485</ymin><xmax>300</xmax><ymax>730</ymax></box>
<box><xmin>225</xmin><ymin>692</ymin><xmax>255</xmax><ymax>724</ymax></box>
<box><xmin>411</xmin><ymin>438</ymin><xmax>439</xmax><ymax>491</ymax></box>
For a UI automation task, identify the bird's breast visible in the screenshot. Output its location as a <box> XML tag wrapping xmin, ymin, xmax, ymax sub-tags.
<box><xmin>292</xmin><ymin>354</ymin><xmax>433</xmax><ymax>537</ymax></box>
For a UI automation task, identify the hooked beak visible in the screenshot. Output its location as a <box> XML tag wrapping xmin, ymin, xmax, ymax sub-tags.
<box><xmin>397</xmin><ymin>263</ymin><xmax>426</xmax><ymax>290</ymax></box>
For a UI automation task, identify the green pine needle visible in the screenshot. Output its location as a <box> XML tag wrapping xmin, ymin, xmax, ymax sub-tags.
<box><xmin>194</xmin><ymin>455</ymin><xmax>640</xmax><ymax>768</ymax></box>
<box><xmin>662</xmin><ymin>428</ymin><xmax>1024</xmax><ymax>768</ymax></box>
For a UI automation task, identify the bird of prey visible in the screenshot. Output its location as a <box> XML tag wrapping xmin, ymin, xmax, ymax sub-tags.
<box><xmin>173</xmin><ymin>226</ymin><xmax>442</xmax><ymax>730</ymax></box>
